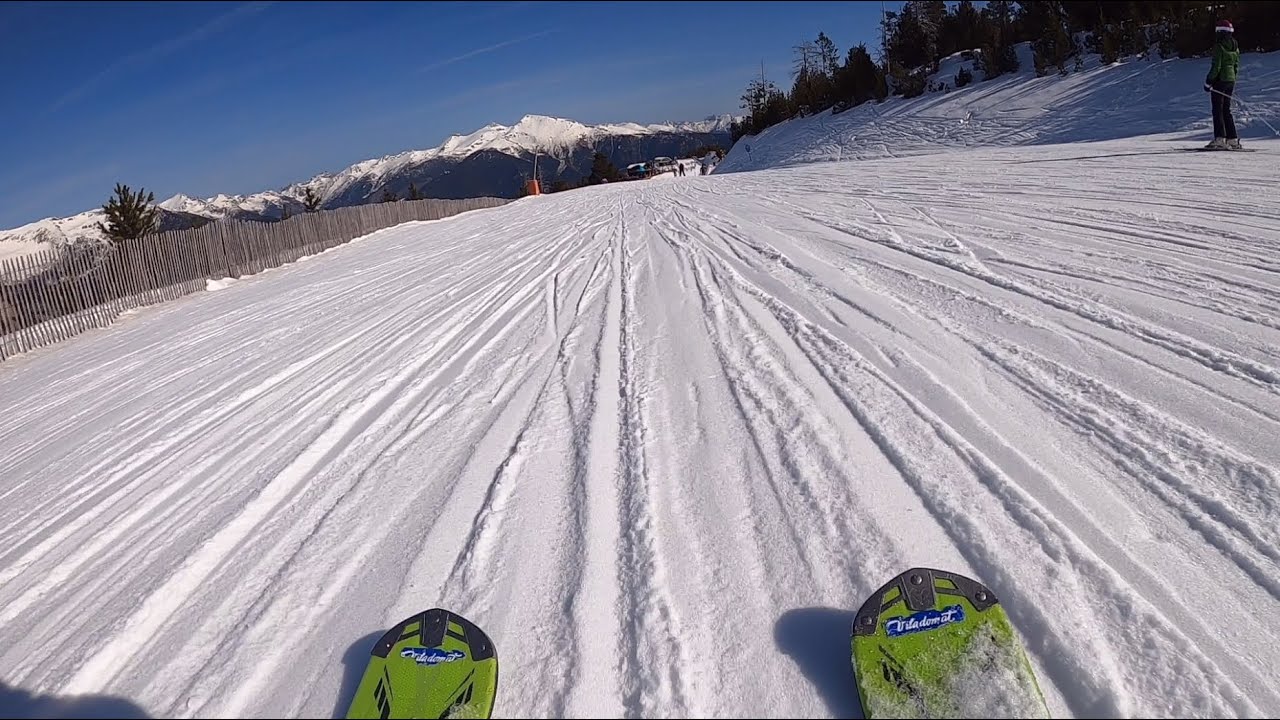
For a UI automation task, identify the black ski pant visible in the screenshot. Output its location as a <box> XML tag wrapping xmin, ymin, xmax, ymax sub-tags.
<box><xmin>1211</xmin><ymin>80</ymin><xmax>1237</xmax><ymax>140</ymax></box>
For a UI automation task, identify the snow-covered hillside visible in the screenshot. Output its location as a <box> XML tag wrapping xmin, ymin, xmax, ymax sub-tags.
<box><xmin>2</xmin><ymin>129</ymin><xmax>1279</xmax><ymax>718</ymax></box>
<box><xmin>0</xmin><ymin>114</ymin><xmax>737</xmax><ymax>259</ymax></box>
<box><xmin>717</xmin><ymin>47</ymin><xmax>1280</xmax><ymax>172</ymax></box>
<box><xmin>0</xmin><ymin>208</ymin><xmax>213</xmax><ymax>264</ymax></box>
<box><xmin>0</xmin><ymin>211</ymin><xmax>105</xmax><ymax>262</ymax></box>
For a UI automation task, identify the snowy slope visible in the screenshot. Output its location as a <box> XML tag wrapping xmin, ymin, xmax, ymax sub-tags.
<box><xmin>2</xmin><ymin>134</ymin><xmax>1279</xmax><ymax>718</ymax></box>
<box><xmin>717</xmin><ymin>48</ymin><xmax>1280</xmax><ymax>172</ymax></box>
<box><xmin>1</xmin><ymin>114</ymin><xmax>737</xmax><ymax>256</ymax></box>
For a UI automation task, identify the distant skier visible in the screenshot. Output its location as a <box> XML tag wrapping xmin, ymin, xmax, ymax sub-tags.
<box><xmin>1204</xmin><ymin>20</ymin><xmax>1241</xmax><ymax>150</ymax></box>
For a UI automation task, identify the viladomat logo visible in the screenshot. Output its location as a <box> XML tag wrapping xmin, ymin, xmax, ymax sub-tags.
<box><xmin>884</xmin><ymin>605</ymin><xmax>966</xmax><ymax>638</ymax></box>
<box><xmin>400</xmin><ymin>647</ymin><xmax>465</xmax><ymax>665</ymax></box>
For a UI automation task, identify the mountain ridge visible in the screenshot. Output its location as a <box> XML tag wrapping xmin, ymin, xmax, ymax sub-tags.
<box><xmin>1</xmin><ymin>113</ymin><xmax>736</xmax><ymax>256</ymax></box>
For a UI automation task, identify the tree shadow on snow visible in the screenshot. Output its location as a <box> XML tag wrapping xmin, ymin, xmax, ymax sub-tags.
<box><xmin>774</xmin><ymin>607</ymin><xmax>864</xmax><ymax>719</ymax></box>
<box><xmin>0</xmin><ymin>682</ymin><xmax>149</xmax><ymax>719</ymax></box>
<box><xmin>331</xmin><ymin>631</ymin><xmax>382</xmax><ymax>719</ymax></box>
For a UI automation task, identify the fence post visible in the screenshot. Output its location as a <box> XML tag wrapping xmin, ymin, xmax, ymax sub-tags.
<box><xmin>47</xmin><ymin>249</ymin><xmax>81</xmax><ymax>348</ymax></box>
<box><xmin>156</xmin><ymin>233</ymin><xmax>175</xmax><ymax>303</ymax></box>
<box><xmin>14</xmin><ymin>254</ymin><xmax>34</xmax><ymax>353</ymax></box>
<box><xmin>194</xmin><ymin>223</ymin><xmax>211</xmax><ymax>281</ymax></box>
<box><xmin>157</xmin><ymin>231</ymin><xmax>174</xmax><ymax>302</ymax></box>
<box><xmin>121</xmin><ymin>240</ymin><xmax>142</xmax><ymax>310</ymax></box>
<box><xmin>66</xmin><ymin>250</ymin><xmax>94</xmax><ymax>335</ymax></box>
<box><xmin>213</xmin><ymin>222</ymin><xmax>229</xmax><ymax>278</ymax></box>
<box><xmin>36</xmin><ymin>250</ymin><xmax>69</xmax><ymax>349</ymax></box>
<box><xmin>11</xmin><ymin>255</ymin><xmax>31</xmax><ymax>354</ymax></box>
<box><xmin>146</xmin><ymin>232</ymin><xmax>164</xmax><ymax>303</ymax></box>
<box><xmin>0</xmin><ymin>257</ymin><xmax>16</xmax><ymax>360</ymax></box>
<box><xmin>101</xmin><ymin>245</ymin><xmax>126</xmax><ymax>322</ymax></box>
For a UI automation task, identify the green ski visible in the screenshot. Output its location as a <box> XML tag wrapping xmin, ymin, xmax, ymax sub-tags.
<box><xmin>346</xmin><ymin>608</ymin><xmax>498</xmax><ymax>719</ymax></box>
<box><xmin>851</xmin><ymin>567</ymin><xmax>1049</xmax><ymax>719</ymax></box>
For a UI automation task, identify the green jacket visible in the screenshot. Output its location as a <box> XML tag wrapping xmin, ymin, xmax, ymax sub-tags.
<box><xmin>1207</xmin><ymin>37</ymin><xmax>1240</xmax><ymax>84</ymax></box>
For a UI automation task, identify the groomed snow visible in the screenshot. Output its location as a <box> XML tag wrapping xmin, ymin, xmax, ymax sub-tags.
<box><xmin>2</xmin><ymin>131</ymin><xmax>1278</xmax><ymax>718</ymax></box>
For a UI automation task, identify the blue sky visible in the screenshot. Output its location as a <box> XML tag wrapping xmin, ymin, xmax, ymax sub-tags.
<box><xmin>0</xmin><ymin>1</ymin><xmax>897</xmax><ymax>228</ymax></box>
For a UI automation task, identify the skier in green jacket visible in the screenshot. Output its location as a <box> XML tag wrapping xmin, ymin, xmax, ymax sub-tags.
<box><xmin>1204</xmin><ymin>20</ymin><xmax>1242</xmax><ymax>150</ymax></box>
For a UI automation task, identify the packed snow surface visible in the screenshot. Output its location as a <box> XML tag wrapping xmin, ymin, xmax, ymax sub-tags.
<box><xmin>2</xmin><ymin>133</ymin><xmax>1279</xmax><ymax>719</ymax></box>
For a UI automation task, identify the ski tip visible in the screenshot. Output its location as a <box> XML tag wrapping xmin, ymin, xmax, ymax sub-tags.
<box><xmin>853</xmin><ymin>568</ymin><xmax>999</xmax><ymax>637</ymax></box>
<box><xmin>348</xmin><ymin>608</ymin><xmax>498</xmax><ymax>719</ymax></box>
<box><xmin>370</xmin><ymin>608</ymin><xmax>496</xmax><ymax>662</ymax></box>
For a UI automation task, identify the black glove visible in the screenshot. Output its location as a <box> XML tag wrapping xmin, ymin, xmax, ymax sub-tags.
<box><xmin>1204</xmin><ymin>82</ymin><xmax>1213</xmax><ymax>92</ymax></box>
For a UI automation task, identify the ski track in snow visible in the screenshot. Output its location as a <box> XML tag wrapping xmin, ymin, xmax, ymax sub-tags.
<box><xmin>2</xmin><ymin>138</ymin><xmax>1280</xmax><ymax>719</ymax></box>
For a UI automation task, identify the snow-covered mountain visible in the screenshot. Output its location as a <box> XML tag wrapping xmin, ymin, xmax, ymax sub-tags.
<box><xmin>158</xmin><ymin>191</ymin><xmax>298</xmax><ymax>222</ymax></box>
<box><xmin>0</xmin><ymin>208</ymin><xmax>213</xmax><ymax>263</ymax></box>
<box><xmin>0</xmin><ymin>211</ymin><xmax>106</xmax><ymax>262</ymax></box>
<box><xmin>0</xmin><ymin>113</ymin><xmax>737</xmax><ymax>258</ymax></box>
<box><xmin>289</xmin><ymin>113</ymin><xmax>735</xmax><ymax>211</ymax></box>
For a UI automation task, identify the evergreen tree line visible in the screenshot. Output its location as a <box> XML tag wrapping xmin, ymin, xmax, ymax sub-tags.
<box><xmin>732</xmin><ymin>0</ymin><xmax>1280</xmax><ymax>142</ymax></box>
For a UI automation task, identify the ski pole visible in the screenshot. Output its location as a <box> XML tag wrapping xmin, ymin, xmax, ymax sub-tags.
<box><xmin>1208</xmin><ymin>86</ymin><xmax>1280</xmax><ymax>137</ymax></box>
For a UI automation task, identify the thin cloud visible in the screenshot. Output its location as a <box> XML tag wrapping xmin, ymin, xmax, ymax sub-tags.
<box><xmin>47</xmin><ymin>1</ymin><xmax>274</xmax><ymax>113</ymax></box>
<box><xmin>419</xmin><ymin>29</ymin><xmax>557</xmax><ymax>74</ymax></box>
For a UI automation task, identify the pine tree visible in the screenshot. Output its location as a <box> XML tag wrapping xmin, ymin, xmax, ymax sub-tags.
<box><xmin>96</xmin><ymin>183</ymin><xmax>159</xmax><ymax>245</ymax></box>
<box><xmin>1232</xmin><ymin>0</ymin><xmax>1280</xmax><ymax>53</ymax></box>
<box><xmin>763</xmin><ymin>84</ymin><xmax>792</xmax><ymax>123</ymax></box>
<box><xmin>885</xmin><ymin>1</ymin><xmax>949</xmax><ymax>72</ymax></box>
<box><xmin>739</xmin><ymin>73</ymin><xmax>784</xmax><ymax>135</ymax></box>
<box><xmin>917</xmin><ymin>0</ymin><xmax>949</xmax><ymax>60</ymax></box>
<box><xmin>791</xmin><ymin>40</ymin><xmax>820</xmax><ymax>113</ymax></box>
<box><xmin>979</xmin><ymin>0</ymin><xmax>1020</xmax><ymax>79</ymax></box>
<box><xmin>1099</xmin><ymin>21</ymin><xmax>1122</xmax><ymax>64</ymax></box>
<box><xmin>836</xmin><ymin>44</ymin><xmax>884</xmax><ymax>106</ymax></box>
<box><xmin>1020</xmin><ymin>1</ymin><xmax>1075</xmax><ymax>75</ymax></box>
<box><xmin>815</xmin><ymin>32</ymin><xmax>841</xmax><ymax>78</ymax></box>
<box><xmin>813</xmin><ymin>32</ymin><xmax>841</xmax><ymax>110</ymax></box>
<box><xmin>381</xmin><ymin>187</ymin><xmax>397</xmax><ymax>203</ymax></box>
<box><xmin>407</xmin><ymin>182</ymin><xmax>422</xmax><ymax>201</ymax></box>
<box><xmin>946</xmin><ymin>0</ymin><xmax>986</xmax><ymax>52</ymax></box>
<box><xmin>281</xmin><ymin>205</ymin><xmax>292</xmax><ymax>221</ymax></box>
<box><xmin>588</xmin><ymin>152</ymin><xmax>620</xmax><ymax>184</ymax></box>
<box><xmin>833</xmin><ymin>49</ymin><xmax>858</xmax><ymax>105</ymax></box>
<box><xmin>303</xmin><ymin>187</ymin><xmax>322</xmax><ymax>212</ymax></box>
